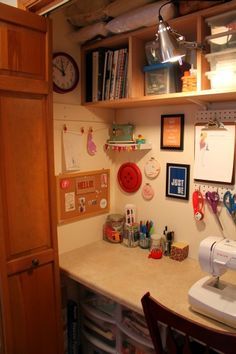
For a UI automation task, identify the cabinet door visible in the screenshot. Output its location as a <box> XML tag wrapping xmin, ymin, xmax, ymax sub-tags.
<box><xmin>0</xmin><ymin>4</ymin><xmax>63</xmax><ymax>354</ymax></box>
<box><xmin>8</xmin><ymin>263</ymin><xmax>60</xmax><ymax>354</ymax></box>
<box><xmin>0</xmin><ymin>95</ymin><xmax>52</xmax><ymax>260</ymax></box>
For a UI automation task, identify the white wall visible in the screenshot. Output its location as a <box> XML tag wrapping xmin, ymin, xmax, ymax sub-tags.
<box><xmin>51</xmin><ymin>9</ymin><xmax>81</xmax><ymax>105</ymax></box>
<box><xmin>51</xmin><ymin>9</ymin><xmax>115</xmax><ymax>254</ymax></box>
<box><xmin>51</xmin><ymin>8</ymin><xmax>235</xmax><ymax>259</ymax></box>
<box><xmin>114</xmin><ymin>104</ymin><xmax>236</xmax><ymax>259</ymax></box>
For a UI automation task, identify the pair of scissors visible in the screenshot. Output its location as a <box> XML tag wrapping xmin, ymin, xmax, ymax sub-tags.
<box><xmin>223</xmin><ymin>191</ymin><xmax>236</xmax><ymax>224</ymax></box>
<box><xmin>205</xmin><ymin>191</ymin><xmax>223</xmax><ymax>230</ymax></box>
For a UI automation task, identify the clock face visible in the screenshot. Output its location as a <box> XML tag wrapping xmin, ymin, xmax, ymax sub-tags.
<box><xmin>52</xmin><ymin>52</ymin><xmax>79</xmax><ymax>93</ymax></box>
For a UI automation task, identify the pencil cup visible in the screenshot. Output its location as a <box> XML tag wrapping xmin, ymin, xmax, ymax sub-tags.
<box><xmin>139</xmin><ymin>233</ymin><xmax>150</xmax><ymax>249</ymax></box>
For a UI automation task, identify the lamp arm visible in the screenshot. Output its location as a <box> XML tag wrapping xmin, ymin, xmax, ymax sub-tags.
<box><xmin>179</xmin><ymin>40</ymin><xmax>205</xmax><ymax>51</ymax></box>
<box><xmin>170</xmin><ymin>28</ymin><xmax>185</xmax><ymax>41</ymax></box>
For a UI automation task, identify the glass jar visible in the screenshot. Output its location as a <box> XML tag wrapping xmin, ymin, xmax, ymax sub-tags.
<box><xmin>103</xmin><ymin>214</ymin><xmax>124</xmax><ymax>243</ymax></box>
<box><xmin>123</xmin><ymin>223</ymin><xmax>140</xmax><ymax>247</ymax></box>
<box><xmin>150</xmin><ymin>234</ymin><xmax>162</xmax><ymax>252</ymax></box>
<box><xmin>149</xmin><ymin>234</ymin><xmax>163</xmax><ymax>259</ymax></box>
<box><xmin>139</xmin><ymin>232</ymin><xmax>150</xmax><ymax>249</ymax></box>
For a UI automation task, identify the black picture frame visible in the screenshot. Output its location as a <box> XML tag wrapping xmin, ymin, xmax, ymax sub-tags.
<box><xmin>166</xmin><ymin>163</ymin><xmax>190</xmax><ymax>200</ymax></box>
<box><xmin>160</xmin><ymin>114</ymin><xmax>184</xmax><ymax>150</ymax></box>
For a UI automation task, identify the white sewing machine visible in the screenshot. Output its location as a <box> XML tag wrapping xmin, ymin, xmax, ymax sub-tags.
<box><xmin>188</xmin><ymin>236</ymin><xmax>236</xmax><ymax>328</ymax></box>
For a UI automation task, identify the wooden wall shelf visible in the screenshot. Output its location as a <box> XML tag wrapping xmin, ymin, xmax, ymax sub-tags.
<box><xmin>81</xmin><ymin>0</ymin><xmax>236</xmax><ymax>110</ymax></box>
<box><xmin>84</xmin><ymin>89</ymin><xmax>236</xmax><ymax>109</ymax></box>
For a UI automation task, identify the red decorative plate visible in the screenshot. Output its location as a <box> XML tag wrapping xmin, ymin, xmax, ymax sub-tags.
<box><xmin>117</xmin><ymin>162</ymin><xmax>142</xmax><ymax>193</ymax></box>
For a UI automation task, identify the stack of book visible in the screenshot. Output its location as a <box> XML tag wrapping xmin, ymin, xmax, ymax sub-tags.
<box><xmin>86</xmin><ymin>47</ymin><xmax>129</xmax><ymax>102</ymax></box>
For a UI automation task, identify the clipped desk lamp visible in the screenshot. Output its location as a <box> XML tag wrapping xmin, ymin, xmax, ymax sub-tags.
<box><xmin>156</xmin><ymin>0</ymin><xmax>204</xmax><ymax>64</ymax></box>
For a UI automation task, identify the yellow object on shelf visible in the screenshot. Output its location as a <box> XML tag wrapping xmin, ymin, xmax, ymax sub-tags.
<box><xmin>181</xmin><ymin>70</ymin><xmax>197</xmax><ymax>92</ymax></box>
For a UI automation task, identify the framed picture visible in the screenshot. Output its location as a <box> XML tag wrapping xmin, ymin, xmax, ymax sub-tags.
<box><xmin>160</xmin><ymin>114</ymin><xmax>184</xmax><ymax>150</ymax></box>
<box><xmin>166</xmin><ymin>163</ymin><xmax>190</xmax><ymax>200</ymax></box>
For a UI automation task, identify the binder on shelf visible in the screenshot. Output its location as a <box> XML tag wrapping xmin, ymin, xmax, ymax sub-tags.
<box><xmin>102</xmin><ymin>51</ymin><xmax>109</xmax><ymax>101</ymax></box>
<box><xmin>86</xmin><ymin>51</ymin><xmax>93</xmax><ymax>102</ymax></box>
<box><xmin>85</xmin><ymin>47</ymin><xmax>129</xmax><ymax>103</ymax></box>
<box><xmin>109</xmin><ymin>49</ymin><xmax>119</xmax><ymax>100</ymax></box>
<box><xmin>92</xmin><ymin>51</ymin><xmax>98</xmax><ymax>102</ymax></box>
<box><xmin>122</xmin><ymin>51</ymin><xmax>129</xmax><ymax>98</ymax></box>
<box><xmin>115</xmin><ymin>48</ymin><xmax>127</xmax><ymax>99</ymax></box>
<box><xmin>105</xmin><ymin>50</ymin><xmax>113</xmax><ymax>101</ymax></box>
<box><xmin>114</xmin><ymin>49</ymin><xmax>122</xmax><ymax>99</ymax></box>
<box><xmin>92</xmin><ymin>48</ymin><xmax>107</xmax><ymax>102</ymax></box>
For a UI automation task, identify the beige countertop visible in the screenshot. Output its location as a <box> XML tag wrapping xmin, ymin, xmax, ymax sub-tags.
<box><xmin>59</xmin><ymin>240</ymin><xmax>236</xmax><ymax>332</ymax></box>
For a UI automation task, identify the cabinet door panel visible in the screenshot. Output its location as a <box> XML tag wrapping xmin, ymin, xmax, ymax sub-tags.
<box><xmin>8</xmin><ymin>262</ymin><xmax>60</xmax><ymax>354</ymax></box>
<box><xmin>0</xmin><ymin>95</ymin><xmax>52</xmax><ymax>259</ymax></box>
<box><xmin>0</xmin><ymin>22</ymin><xmax>45</xmax><ymax>79</ymax></box>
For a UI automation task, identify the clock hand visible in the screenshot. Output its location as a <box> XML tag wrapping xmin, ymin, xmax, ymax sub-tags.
<box><xmin>53</xmin><ymin>63</ymin><xmax>64</xmax><ymax>74</ymax></box>
<box><xmin>60</xmin><ymin>58</ymin><xmax>65</xmax><ymax>76</ymax></box>
<box><xmin>64</xmin><ymin>60</ymin><xmax>69</xmax><ymax>73</ymax></box>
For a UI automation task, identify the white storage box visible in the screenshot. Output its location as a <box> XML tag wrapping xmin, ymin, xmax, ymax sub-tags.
<box><xmin>206</xmin><ymin>31</ymin><xmax>236</xmax><ymax>53</ymax></box>
<box><xmin>205</xmin><ymin>48</ymin><xmax>236</xmax><ymax>71</ymax></box>
<box><xmin>205</xmin><ymin>10</ymin><xmax>236</xmax><ymax>53</ymax></box>
<box><xmin>206</xmin><ymin>10</ymin><xmax>236</xmax><ymax>35</ymax></box>
<box><xmin>205</xmin><ymin>66</ymin><xmax>236</xmax><ymax>90</ymax></box>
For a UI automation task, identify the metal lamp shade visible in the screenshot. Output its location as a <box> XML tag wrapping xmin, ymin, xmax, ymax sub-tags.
<box><xmin>158</xmin><ymin>20</ymin><xmax>185</xmax><ymax>63</ymax></box>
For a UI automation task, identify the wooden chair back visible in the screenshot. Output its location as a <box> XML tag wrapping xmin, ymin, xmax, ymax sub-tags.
<box><xmin>141</xmin><ymin>292</ymin><xmax>236</xmax><ymax>354</ymax></box>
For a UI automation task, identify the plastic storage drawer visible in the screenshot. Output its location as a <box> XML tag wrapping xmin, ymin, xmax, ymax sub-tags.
<box><xmin>205</xmin><ymin>48</ymin><xmax>236</xmax><ymax>71</ymax></box>
<box><xmin>205</xmin><ymin>68</ymin><xmax>236</xmax><ymax>90</ymax></box>
<box><xmin>206</xmin><ymin>9</ymin><xmax>236</xmax><ymax>35</ymax></box>
<box><xmin>205</xmin><ymin>10</ymin><xmax>236</xmax><ymax>53</ymax></box>
<box><xmin>206</xmin><ymin>31</ymin><xmax>236</xmax><ymax>53</ymax></box>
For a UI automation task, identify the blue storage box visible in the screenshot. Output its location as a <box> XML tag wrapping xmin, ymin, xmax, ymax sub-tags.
<box><xmin>143</xmin><ymin>63</ymin><xmax>176</xmax><ymax>95</ymax></box>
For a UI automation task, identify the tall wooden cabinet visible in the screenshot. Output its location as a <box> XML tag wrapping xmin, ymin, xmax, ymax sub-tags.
<box><xmin>0</xmin><ymin>3</ymin><xmax>63</xmax><ymax>354</ymax></box>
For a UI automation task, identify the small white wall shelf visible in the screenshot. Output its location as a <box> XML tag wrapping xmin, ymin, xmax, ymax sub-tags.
<box><xmin>104</xmin><ymin>143</ymin><xmax>152</xmax><ymax>152</ymax></box>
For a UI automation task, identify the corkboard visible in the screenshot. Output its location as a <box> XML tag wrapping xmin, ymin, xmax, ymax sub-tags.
<box><xmin>56</xmin><ymin>169</ymin><xmax>110</xmax><ymax>224</ymax></box>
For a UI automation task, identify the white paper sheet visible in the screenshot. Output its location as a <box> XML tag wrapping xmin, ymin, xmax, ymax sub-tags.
<box><xmin>62</xmin><ymin>130</ymin><xmax>82</xmax><ymax>171</ymax></box>
<box><xmin>193</xmin><ymin>125</ymin><xmax>235</xmax><ymax>183</ymax></box>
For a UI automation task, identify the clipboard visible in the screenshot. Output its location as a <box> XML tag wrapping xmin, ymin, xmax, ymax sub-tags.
<box><xmin>193</xmin><ymin>122</ymin><xmax>236</xmax><ymax>184</ymax></box>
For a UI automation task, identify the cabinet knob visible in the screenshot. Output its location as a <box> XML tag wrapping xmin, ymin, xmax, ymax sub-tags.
<box><xmin>31</xmin><ymin>258</ymin><xmax>39</xmax><ymax>267</ymax></box>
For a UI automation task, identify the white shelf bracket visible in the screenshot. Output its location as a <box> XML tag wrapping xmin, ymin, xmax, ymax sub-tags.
<box><xmin>187</xmin><ymin>97</ymin><xmax>209</xmax><ymax>110</ymax></box>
